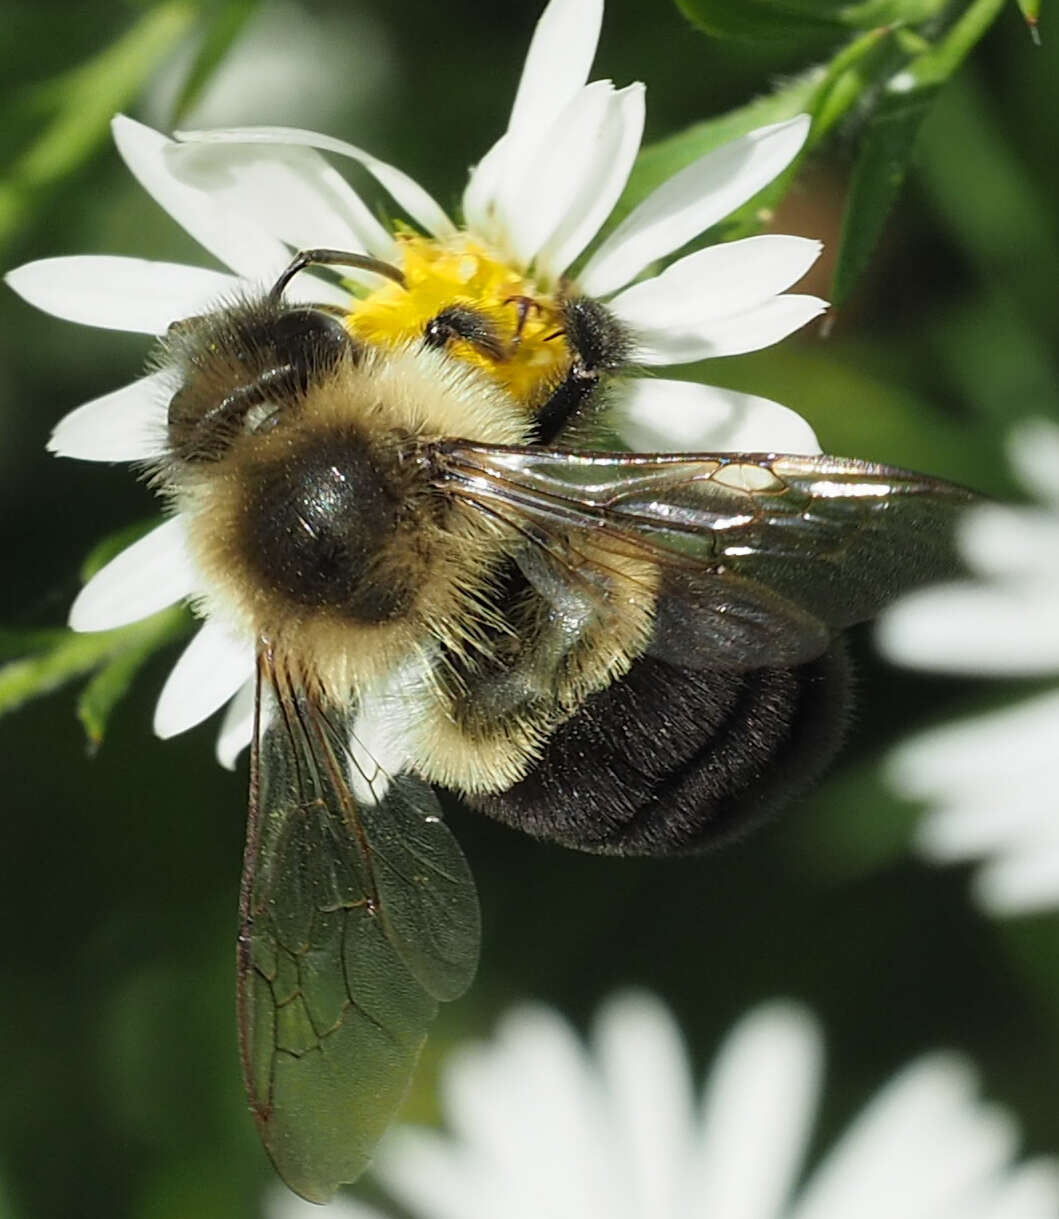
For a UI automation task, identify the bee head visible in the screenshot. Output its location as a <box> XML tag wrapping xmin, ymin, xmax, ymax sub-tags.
<box><xmin>162</xmin><ymin>300</ymin><xmax>357</xmax><ymax>465</ymax></box>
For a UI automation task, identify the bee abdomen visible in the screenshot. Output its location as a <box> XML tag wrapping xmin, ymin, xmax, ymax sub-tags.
<box><xmin>465</xmin><ymin>647</ymin><xmax>849</xmax><ymax>856</ymax></box>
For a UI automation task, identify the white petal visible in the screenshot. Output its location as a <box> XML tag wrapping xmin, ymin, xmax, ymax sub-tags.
<box><xmin>971</xmin><ymin>1160</ymin><xmax>1059</xmax><ymax>1219</ymax></box>
<box><xmin>876</xmin><ymin>582</ymin><xmax>1059</xmax><ymax>676</ymax></box>
<box><xmin>1009</xmin><ymin>419</ymin><xmax>1059</xmax><ymax>508</ymax></box>
<box><xmin>915</xmin><ymin>780</ymin><xmax>1057</xmax><ymax>863</ymax></box>
<box><xmin>627</xmin><ymin>294</ymin><xmax>826</xmax><ymax>365</ymax></box>
<box><xmin>496</xmin><ymin>81</ymin><xmax>619</xmax><ymax>269</ymax></box>
<box><xmin>592</xmin><ymin>992</ymin><xmax>695</xmax><ymax>1219</ymax></box>
<box><xmin>887</xmin><ymin>691</ymin><xmax>1059</xmax><ymax>801</ymax></box>
<box><xmin>462</xmin><ymin>131</ymin><xmax>513</xmax><ymax>235</ymax></box>
<box><xmin>467</xmin><ymin>0</ymin><xmax>612</xmax><ymax>252</ymax></box>
<box><xmin>432</xmin><ymin>1006</ymin><xmax>620</xmax><ymax>1219</ymax></box>
<box><xmin>265</xmin><ymin>1184</ymin><xmax>391</xmax><ymax>1219</ymax></box>
<box><xmin>607</xmin><ymin>235</ymin><xmax>822</xmax><ymax>329</ymax></box>
<box><xmin>960</xmin><ymin>504</ymin><xmax>1059</xmax><ymax>582</ymax></box>
<box><xmin>535</xmin><ymin>83</ymin><xmax>646</xmax><ymax>281</ymax></box>
<box><xmin>153</xmin><ymin>619</ymin><xmax>254</xmax><ymax>738</ymax></box>
<box><xmin>70</xmin><ymin>517</ymin><xmax>196</xmax><ymax>632</ymax></box>
<box><xmin>507</xmin><ymin>0</ymin><xmax>603</xmax><ymax>145</ymax></box>
<box><xmin>175</xmin><ymin>125</ymin><xmax>455</xmax><ymax>238</ymax></box>
<box><xmin>49</xmin><ymin>372</ymin><xmax>170</xmax><ymax>461</ymax></box>
<box><xmin>475</xmin><ymin>0</ymin><xmax>602</xmax><ymax>246</ymax></box>
<box><xmin>789</xmin><ymin>1057</ymin><xmax>1015</xmax><ymax>1219</ymax></box>
<box><xmin>376</xmin><ymin>1127</ymin><xmax>501</xmax><ymax>1219</ymax></box>
<box><xmin>163</xmin><ymin>140</ymin><xmax>396</xmax><ymax>261</ymax></box>
<box><xmin>614</xmin><ymin>378</ymin><xmax>820</xmax><ymax>454</ymax></box>
<box><xmin>973</xmin><ymin>843</ymin><xmax>1059</xmax><ymax>916</ymax></box>
<box><xmin>6</xmin><ymin>256</ymin><xmax>238</xmax><ymax>334</ymax></box>
<box><xmin>688</xmin><ymin>1004</ymin><xmax>822</xmax><ymax>1219</ymax></box>
<box><xmin>216</xmin><ymin>679</ymin><xmax>255</xmax><ymax>770</ymax></box>
<box><xmin>580</xmin><ymin>114</ymin><xmax>811</xmax><ymax>297</ymax></box>
<box><xmin>112</xmin><ymin>115</ymin><xmax>299</xmax><ymax>281</ymax></box>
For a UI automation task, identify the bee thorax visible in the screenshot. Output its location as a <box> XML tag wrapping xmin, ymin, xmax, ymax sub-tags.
<box><xmin>240</xmin><ymin>431</ymin><xmax>411</xmax><ymax>622</ymax></box>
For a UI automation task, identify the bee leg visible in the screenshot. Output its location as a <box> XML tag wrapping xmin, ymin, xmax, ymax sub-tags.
<box><xmin>502</xmin><ymin>294</ymin><xmax>542</xmax><ymax>351</ymax></box>
<box><xmin>423</xmin><ymin>305</ymin><xmax>507</xmax><ymax>361</ymax></box>
<box><xmin>534</xmin><ymin>296</ymin><xmax>631</xmax><ymax>444</ymax></box>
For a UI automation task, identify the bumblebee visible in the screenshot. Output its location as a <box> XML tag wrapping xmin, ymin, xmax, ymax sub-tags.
<box><xmin>153</xmin><ymin>247</ymin><xmax>973</xmax><ymax>1201</ymax></box>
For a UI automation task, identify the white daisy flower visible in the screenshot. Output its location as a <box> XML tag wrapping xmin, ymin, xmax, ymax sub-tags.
<box><xmin>878</xmin><ymin>419</ymin><xmax>1059</xmax><ymax>915</ymax></box>
<box><xmin>267</xmin><ymin>992</ymin><xmax>1059</xmax><ymax>1219</ymax></box>
<box><xmin>6</xmin><ymin>0</ymin><xmax>824</xmax><ymax>768</ymax></box>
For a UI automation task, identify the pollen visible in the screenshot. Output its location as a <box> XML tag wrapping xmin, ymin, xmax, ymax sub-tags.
<box><xmin>345</xmin><ymin>233</ymin><xmax>571</xmax><ymax>410</ymax></box>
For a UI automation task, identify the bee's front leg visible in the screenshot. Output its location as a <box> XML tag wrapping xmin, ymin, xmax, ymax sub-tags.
<box><xmin>534</xmin><ymin>296</ymin><xmax>631</xmax><ymax>444</ymax></box>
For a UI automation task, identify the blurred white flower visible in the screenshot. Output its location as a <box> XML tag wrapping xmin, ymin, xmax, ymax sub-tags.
<box><xmin>878</xmin><ymin>419</ymin><xmax>1059</xmax><ymax>915</ymax></box>
<box><xmin>143</xmin><ymin>1</ymin><xmax>394</xmax><ymax>132</ymax></box>
<box><xmin>7</xmin><ymin>0</ymin><xmax>823</xmax><ymax>769</ymax></box>
<box><xmin>267</xmin><ymin>992</ymin><xmax>1059</xmax><ymax>1219</ymax></box>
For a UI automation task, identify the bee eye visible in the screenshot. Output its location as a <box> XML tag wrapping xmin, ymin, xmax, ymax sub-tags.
<box><xmin>266</xmin><ymin>309</ymin><xmax>356</xmax><ymax>386</ymax></box>
<box><xmin>164</xmin><ymin>308</ymin><xmax>358</xmax><ymax>463</ymax></box>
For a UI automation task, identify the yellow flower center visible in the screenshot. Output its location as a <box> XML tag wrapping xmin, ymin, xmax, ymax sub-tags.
<box><xmin>345</xmin><ymin>233</ymin><xmax>571</xmax><ymax>411</ymax></box>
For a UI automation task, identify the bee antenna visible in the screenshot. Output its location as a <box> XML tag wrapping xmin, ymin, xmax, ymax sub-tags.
<box><xmin>268</xmin><ymin>248</ymin><xmax>406</xmax><ymax>303</ymax></box>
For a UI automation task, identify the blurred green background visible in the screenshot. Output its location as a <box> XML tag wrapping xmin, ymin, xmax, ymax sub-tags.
<box><xmin>2</xmin><ymin>2</ymin><xmax>1059</xmax><ymax>1217</ymax></box>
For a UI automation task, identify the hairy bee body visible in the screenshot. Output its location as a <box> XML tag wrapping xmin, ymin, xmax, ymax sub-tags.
<box><xmin>144</xmin><ymin>252</ymin><xmax>972</xmax><ymax>1201</ymax></box>
<box><xmin>156</xmin><ymin>293</ymin><xmax>661</xmax><ymax>807</ymax></box>
<box><xmin>469</xmin><ymin>646</ymin><xmax>850</xmax><ymax>854</ymax></box>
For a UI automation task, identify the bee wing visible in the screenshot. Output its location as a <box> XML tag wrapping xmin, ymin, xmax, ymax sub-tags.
<box><xmin>238</xmin><ymin>647</ymin><xmax>479</xmax><ymax>1203</ymax></box>
<box><xmin>439</xmin><ymin>444</ymin><xmax>975</xmax><ymax>670</ymax></box>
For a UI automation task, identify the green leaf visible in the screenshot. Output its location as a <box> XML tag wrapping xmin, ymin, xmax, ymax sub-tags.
<box><xmin>0</xmin><ymin>627</ymin><xmax>72</xmax><ymax>663</ymax></box>
<box><xmin>0</xmin><ymin>2</ymin><xmax>197</xmax><ymax>252</ymax></box>
<box><xmin>1014</xmin><ymin>0</ymin><xmax>1041</xmax><ymax>41</ymax></box>
<box><xmin>677</xmin><ymin>0</ymin><xmax>945</xmax><ymax>40</ymax></box>
<box><xmin>0</xmin><ymin>628</ymin><xmax>128</xmax><ymax>719</ymax></box>
<box><xmin>831</xmin><ymin>0</ymin><xmax>1008</xmax><ymax>305</ymax></box>
<box><xmin>77</xmin><ymin>608</ymin><xmax>189</xmax><ymax>748</ymax></box>
<box><xmin>811</xmin><ymin>25</ymin><xmax>908</xmax><ymax>138</ymax></box>
<box><xmin>773</xmin><ymin>0</ymin><xmax>943</xmax><ymax>22</ymax></box>
<box><xmin>0</xmin><ymin>608</ymin><xmax>190</xmax><ymax>733</ymax></box>
<box><xmin>0</xmin><ymin>519</ymin><xmax>193</xmax><ymax>741</ymax></box>
<box><xmin>601</xmin><ymin>24</ymin><xmax>899</xmax><ymax>257</ymax></box>
<box><xmin>831</xmin><ymin>84</ymin><xmax>936</xmax><ymax>307</ymax></box>
<box><xmin>676</xmin><ymin>0</ymin><xmax>838</xmax><ymax>40</ymax></box>
<box><xmin>718</xmin><ymin>25</ymin><xmax>903</xmax><ymax>239</ymax></box>
<box><xmin>171</xmin><ymin>0</ymin><xmax>261</xmax><ymax>124</ymax></box>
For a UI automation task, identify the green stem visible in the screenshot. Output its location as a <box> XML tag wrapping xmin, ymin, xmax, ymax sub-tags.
<box><xmin>811</xmin><ymin>27</ymin><xmax>900</xmax><ymax>143</ymax></box>
<box><xmin>910</xmin><ymin>0</ymin><xmax>1008</xmax><ymax>86</ymax></box>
